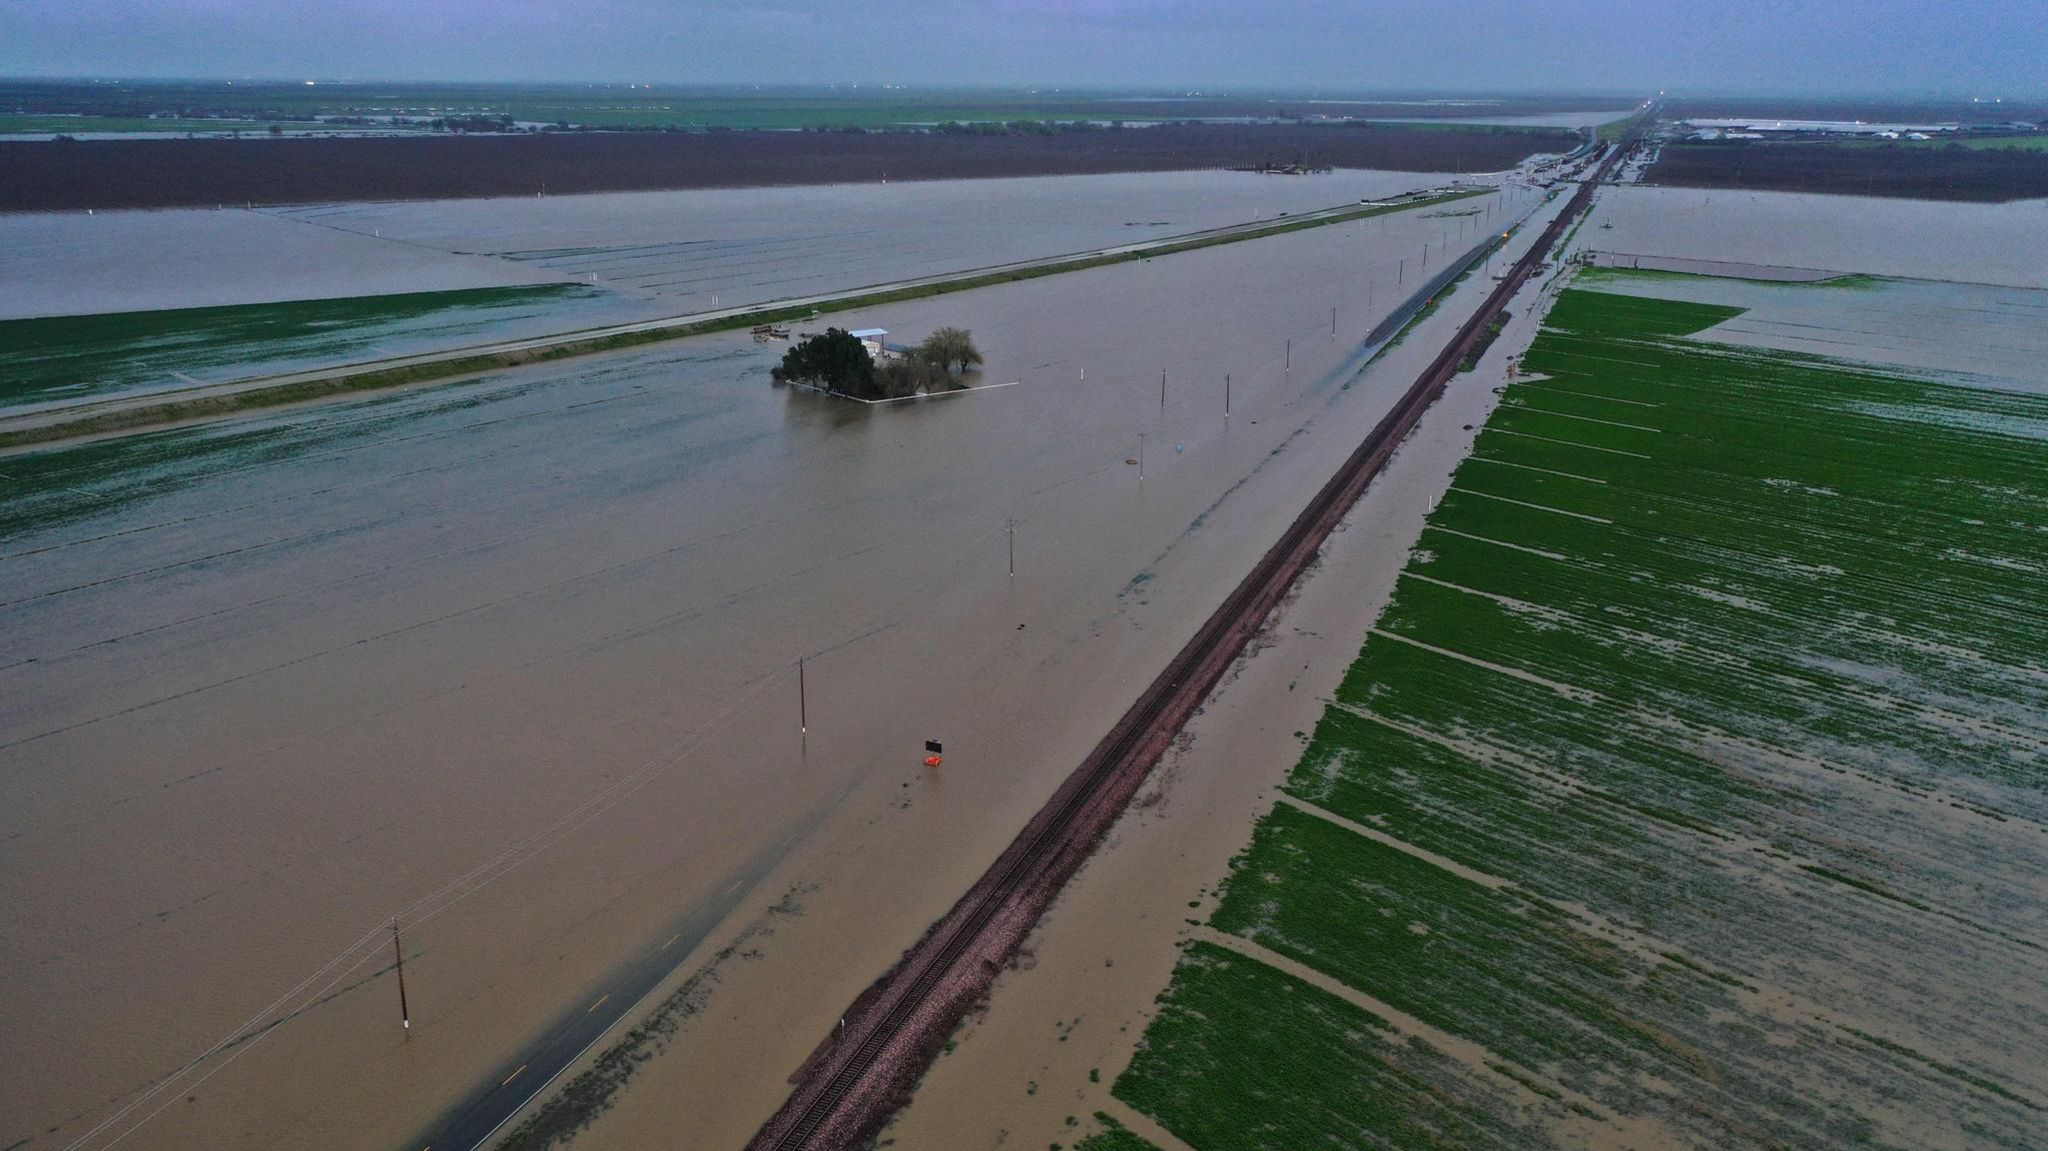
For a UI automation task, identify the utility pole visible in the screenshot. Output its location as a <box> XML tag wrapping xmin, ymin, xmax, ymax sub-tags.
<box><xmin>1285</xmin><ymin>339</ymin><xmax>1291</xmax><ymax>371</ymax></box>
<box><xmin>1399</xmin><ymin>258</ymin><xmax>1404</xmax><ymax>285</ymax></box>
<box><xmin>1331</xmin><ymin>306</ymin><xmax>1337</xmax><ymax>335</ymax></box>
<box><xmin>1007</xmin><ymin>517</ymin><xmax>1015</xmax><ymax>578</ymax></box>
<box><xmin>393</xmin><ymin>919</ymin><xmax>410</xmax><ymax>1032</ymax></box>
<box><xmin>1225</xmin><ymin>374</ymin><xmax>1231</xmax><ymax>417</ymax></box>
<box><xmin>1160</xmin><ymin>369</ymin><xmax>1166</xmax><ymax>410</ymax></box>
<box><xmin>1137</xmin><ymin>433</ymin><xmax>1146</xmax><ymax>480</ymax></box>
<box><xmin>799</xmin><ymin>657</ymin><xmax>807</xmax><ymax>734</ymax></box>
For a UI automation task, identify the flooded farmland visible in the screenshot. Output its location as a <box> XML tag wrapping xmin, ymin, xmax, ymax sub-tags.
<box><xmin>0</xmin><ymin>170</ymin><xmax>1512</xmax><ymax>415</ymax></box>
<box><xmin>0</xmin><ymin>182</ymin><xmax>1564</xmax><ymax>1151</ymax></box>
<box><xmin>1580</xmin><ymin>184</ymin><xmax>2048</xmax><ymax>288</ymax></box>
<box><xmin>879</xmin><ymin>190</ymin><xmax>2048</xmax><ymax>1151</ymax></box>
<box><xmin>0</xmin><ymin>168</ymin><xmax>1487</xmax><ymax>321</ymax></box>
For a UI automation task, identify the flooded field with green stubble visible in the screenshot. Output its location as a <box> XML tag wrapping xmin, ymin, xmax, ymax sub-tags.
<box><xmin>0</xmin><ymin>284</ymin><xmax>627</xmax><ymax>409</ymax></box>
<box><xmin>1102</xmin><ymin>279</ymin><xmax>2048</xmax><ymax>1150</ymax></box>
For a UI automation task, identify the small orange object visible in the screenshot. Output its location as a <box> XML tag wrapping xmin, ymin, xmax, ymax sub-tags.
<box><xmin>924</xmin><ymin>755</ymin><xmax>944</xmax><ymax>768</ymax></box>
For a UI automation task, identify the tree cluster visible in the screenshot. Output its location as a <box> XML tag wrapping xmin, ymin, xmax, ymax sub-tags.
<box><xmin>771</xmin><ymin>327</ymin><xmax>875</xmax><ymax>396</ymax></box>
<box><xmin>772</xmin><ymin>326</ymin><xmax>982</xmax><ymax>402</ymax></box>
<box><xmin>430</xmin><ymin>115</ymin><xmax>516</xmax><ymax>133</ymax></box>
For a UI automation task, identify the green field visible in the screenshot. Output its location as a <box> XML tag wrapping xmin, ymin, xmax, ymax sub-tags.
<box><xmin>1595</xmin><ymin>111</ymin><xmax>1642</xmax><ymax>143</ymax></box>
<box><xmin>1108</xmin><ymin>283</ymin><xmax>2048</xmax><ymax>1148</ymax></box>
<box><xmin>0</xmin><ymin>285</ymin><xmax>599</xmax><ymax>410</ymax></box>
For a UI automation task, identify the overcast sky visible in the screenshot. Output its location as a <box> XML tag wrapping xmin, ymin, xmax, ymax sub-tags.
<box><xmin>2</xmin><ymin>0</ymin><xmax>2041</xmax><ymax>96</ymax></box>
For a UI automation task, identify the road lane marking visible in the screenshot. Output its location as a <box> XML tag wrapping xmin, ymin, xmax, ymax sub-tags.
<box><xmin>502</xmin><ymin>1064</ymin><xmax>527</xmax><ymax>1087</ymax></box>
<box><xmin>588</xmin><ymin>993</ymin><xmax>610</xmax><ymax>1014</ymax></box>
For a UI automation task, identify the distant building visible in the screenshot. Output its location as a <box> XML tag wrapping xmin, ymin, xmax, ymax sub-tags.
<box><xmin>849</xmin><ymin>328</ymin><xmax>889</xmax><ymax>358</ymax></box>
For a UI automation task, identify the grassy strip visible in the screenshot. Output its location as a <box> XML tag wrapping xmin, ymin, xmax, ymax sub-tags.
<box><xmin>1596</xmin><ymin>112</ymin><xmax>1644</xmax><ymax>144</ymax></box>
<box><xmin>1376</xmin><ymin>251</ymin><xmax>1492</xmax><ymax>356</ymax></box>
<box><xmin>1457</xmin><ymin>311</ymin><xmax>1510</xmax><ymax>371</ymax></box>
<box><xmin>0</xmin><ymin>190</ymin><xmax>1485</xmax><ymax>451</ymax></box>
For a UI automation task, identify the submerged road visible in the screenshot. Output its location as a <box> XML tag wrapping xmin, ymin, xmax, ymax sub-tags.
<box><xmin>746</xmin><ymin>130</ymin><xmax>1632</xmax><ymax>1151</ymax></box>
<box><xmin>405</xmin><ymin>835</ymin><xmax>793</xmax><ymax>1151</ymax></box>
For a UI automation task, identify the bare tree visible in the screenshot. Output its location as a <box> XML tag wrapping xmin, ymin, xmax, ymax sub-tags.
<box><xmin>919</xmin><ymin>327</ymin><xmax>983</xmax><ymax>376</ymax></box>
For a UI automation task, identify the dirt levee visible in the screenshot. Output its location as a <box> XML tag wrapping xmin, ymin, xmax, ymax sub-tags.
<box><xmin>1644</xmin><ymin>141</ymin><xmax>2048</xmax><ymax>201</ymax></box>
<box><xmin>0</xmin><ymin>123</ymin><xmax>1577</xmax><ymax>212</ymax></box>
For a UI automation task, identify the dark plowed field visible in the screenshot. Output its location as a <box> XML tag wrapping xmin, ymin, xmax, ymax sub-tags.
<box><xmin>0</xmin><ymin>123</ymin><xmax>1578</xmax><ymax>212</ymax></box>
<box><xmin>1644</xmin><ymin>141</ymin><xmax>2048</xmax><ymax>201</ymax></box>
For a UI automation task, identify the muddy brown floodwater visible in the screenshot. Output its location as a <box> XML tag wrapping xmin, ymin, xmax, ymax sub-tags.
<box><xmin>0</xmin><ymin>182</ymin><xmax>1562</xmax><ymax>1151</ymax></box>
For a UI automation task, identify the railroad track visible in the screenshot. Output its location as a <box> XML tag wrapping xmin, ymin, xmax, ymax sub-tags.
<box><xmin>746</xmin><ymin>128</ymin><xmax>1638</xmax><ymax>1151</ymax></box>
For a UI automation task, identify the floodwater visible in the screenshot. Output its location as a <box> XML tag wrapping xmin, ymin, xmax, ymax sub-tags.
<box><xmin>270</xmin><ymin>168</ymin><xmax>1488</xmax><ymax>315</ymax></box>
<box><xmin>0</xmin><ymin>168</ymin><xmax>1475</xmax><ymax>322</ymax></box>
<box><xmin>885</xmin><ymin>253</ymin><xmax>1559</xmax><ymax>1151</ymax></box>
<box><xmin>0</xmin><ymin>206</ymin><xmax>561</xmax><ymax>319</ymax></box>
<box><xmin>1579</xmin><ymin>270</ymin><xmax>2048</xmax><ymax>392</ymax></box>
<box><xmin>1580</xmin><ymin>184</ymin><xmax>2048</xmax><ymax>288</ymax></box>
<box><xmin>0</xmin><ymin>184</ymin><xmax>1563</xmax><ymax>1151</ymax></box>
